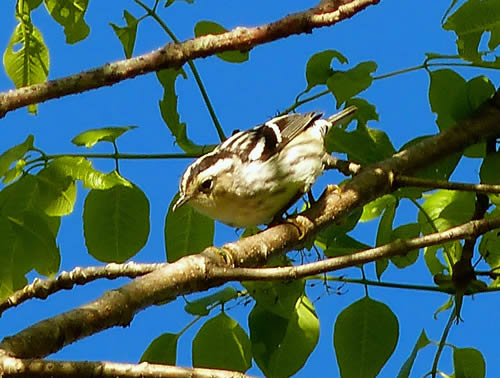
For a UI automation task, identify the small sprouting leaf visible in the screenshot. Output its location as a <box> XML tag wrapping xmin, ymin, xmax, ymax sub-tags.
<box><xmin>3</xmin><ymin>21</ymin><xmax>49</xmax><ymax>113</ymax></box>
<box><xmin>334</xmin><ymin>297</ymin><xmax>399</xmax><ymax>378</ymax></box>
<box><xmin>193</xmin><ymin>313</ymin><xmax>252</xmax><ymax>372</ymax></box>
<box><xmin>443</xmin><ymin>0</ymin><xmax>500</xmax><ymax>62</ymax></box>
<box><xmin>305</xmin><ymin>49</ymin><xmax>348</xmax><ymax>91</ymax></box>
<box><xmin>141</xmin><ymin>333</ymin><xmax>179</xmax><ymax>365</ymax></box>
<box><xmin>165</xmin><ymin>193</ymin><xmax>214</xmax><ymax>262</ymax></box>
<box><xmin>397</xmin><ymin>330</ymin><xmax>431</xmax><ymax>378</ymax></box>
<box><xmin>185</xmin><ymin>287</ymin><xmax>239</xmax><ymax>316</ymax></box>
<box><xmin>44</xmin><ymin>0</ymin><xmax>90</xmax><ymax>44</ymax></box>
<box><xmin>0</xmin><ymin>135</ymin><xmax>33</xmax><ymax>178</ymax></box>
<box><xmin>110</xmin><ymin>10</ymin><xmax>138</xmax><ymax>58</ymax></box>
<box><xmin>194</xmin><ymin>21</ymin><xmax>249</xmax><ymax>63</ymax></box>
<box><xmin>83</xmin><ymin>185</ymin><xmax>150</xmax><ymax>263</ymax></box>
<box><xmin>72</xmin><ymin>126</ymin><xmax>138</xmax><ymax>148</ymax></box>
<box><xmin>250</xmin><ymin>296</ymin><xmax>319</xmax><ymax>377</ymax></box>
<box><xmin>327</xmin><ymin>61</ymin><xmax>377</xmax><ymax>106</ymax></box>
<box><xmin>453</xmin><ymin>347</ymin><xmax>486</xmax><ymax>378</ymax></box>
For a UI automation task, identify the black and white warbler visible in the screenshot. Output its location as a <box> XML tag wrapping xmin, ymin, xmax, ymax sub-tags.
<box><xmin>173</xmin><ymin>106</ymin><xmax>357</xmax><ymax>228</ymax></box>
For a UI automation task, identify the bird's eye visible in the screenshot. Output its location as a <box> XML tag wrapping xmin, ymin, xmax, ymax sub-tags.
<box><xmin>199</xmin><ymin>178</ymin><xmax>213</xmax><ymax>193</ymax></box>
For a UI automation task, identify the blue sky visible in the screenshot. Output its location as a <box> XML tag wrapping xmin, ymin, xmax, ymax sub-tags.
<box><xmin>1</xmin><ymin>1</ymin><xmax>499</xmax><ymax>377</ymax></box>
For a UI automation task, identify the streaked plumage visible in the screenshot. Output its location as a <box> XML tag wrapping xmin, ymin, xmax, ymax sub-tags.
<box><xmin>174</xmin><ymin>106</ymin><xmax>357</xmax><ymax>227</ymax></box>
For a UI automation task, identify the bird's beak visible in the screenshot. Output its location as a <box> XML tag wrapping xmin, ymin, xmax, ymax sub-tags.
<box><xmin>173</xmin><ymin>194</ymin><xmax>189</xmax><ymax>211</ymax></box>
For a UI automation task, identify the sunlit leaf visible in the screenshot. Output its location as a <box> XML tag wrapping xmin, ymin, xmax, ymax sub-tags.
<box><xmin>453</xmin><ymin>347</ymin><xmax>486</xmax><ymax>378</ymax></box>
<box><xmin>72</xmin><ymin>126</ymin><xmax>138</xmax><ymax>148</ymax></box>
<box><xmin>3</xmin><ymin>21</ymin><xmax>49</xmax><ymax>113</ymax></box>
<box><xmin>327</xmin><ymin>61</ymin><xmax>377</xmax><ymax>106</ymax></box>
<box><xmin>185</xmin><ymin>287</ymin><xmax>239</xmax><ymax>316</ymax></box>
<box><xmin>0</xmin><ymin>135</ymin><xmax>33</xmax><ymax>178</ymax></box>
<box><xmin>304</xmin><ymin>49</ymin><xmax>348</xmax><ymax>91</ymax></box>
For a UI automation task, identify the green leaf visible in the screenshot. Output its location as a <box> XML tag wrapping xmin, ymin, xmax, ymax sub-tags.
<box><xmin>361</xmin><ymin>194</ymin><xmax>397</xmax><ymax>222</ymax></box>
<box><xmin>390</xmin><ymin>223</ymin><xmax>421</xmax><ymax>268</ymax></box>
<box><xmin>334</xmin><ymin>297</ymin><xmax>399</xmax><ymax>378</ymax></box>
<box><xmin>110</xmin><ymin>10</ymin><xmax>138</xmax><ymax>59</ymax></box>
<box><xmin>443</xmin><ymin>0</ymin><xmax>500</xmax><ymax>61</ymax></box>
<box><xmin>157</xmin><ymin>69</ymin><xmax>210</xmax><ymax>154</ymax></box>
<box><xmin>35</xmin><ymin>166</ymin><xmax>77</xmax><ymax>216</ymax></box>
<box><xmin>7</xmin><ymin>210</ymin><xmax>60</xmax><ymax>277</ymax></box>
<box><xmin>3</xmin><ymin>159</ymin><xmax>26</xmax><ymax>184</ymax></box>
<box><xmin>376</xmin><ymin>200</ymin><xmax>397</xmax><ymax>247</ymax></box>
<box><xmin>376</xmin><ymin>258</ymin><xmax>389</xmax><ymax>280</ymax></box>
<box><xmin>72</xmin><ymin>126</ymin><xmax>138</xmax><ymax>148</ymax></box>
<box><xmin>165</xmin><ymin>193</ymin><xmax>214</xmax><ymax>262</ymax></box>
<box><xmin>480</xmin><ymin>151</ymin><xmax>500</xmax><ymax>184</ymax></box>
<box><xmin>418</xmin><ymin>190</ymin><xmax>475</xmax><ymax>235</ymax></box>
<box><xmin>327</xmin><ymin>122</ymin><xmax>395</xmax><ymax>164</ymax></box>
<box><xmin>304</xmin><ymin>49</ymin><xmax>348</xmax><ymax>91</ymax></box>
<box><xmin>424</xmin><ymin>244</ymin><xmax>448</xmax><ymax>276</ymax></box>
<box><xmin>433</xmin><ymin>296</ymin><xmax>453</xmax><ymax>319</ymax></box>
<box><xmin>324</xmin><ymin>233</ymin><xmax>370</xmax><ymax>258</ymax></box>
<box><xmin>83</xmin><ymin>185</ymin><xmax>150</xmax><ymax>263</ymax></box>
<box><xmin>397</xmin><ymin>330</ymin><xmax>431</xmax><ymax>378</ymax></box>
<box><xmin>316</xmin><ymin>207</ymin><xmax>362</xmax><ymax>246</ymax></box>
<box><xmin>185</xmin><ymin>287</ymin><xmax>239</xmax><ymax>316</ymax></box>
<box><xmin>194</xmin><ymin>21</ymin><xmax>249</xmax><ymax>63</ymax></box>
<box><xmin>478</xmin><ymin>221</ymin><xmax>500</xmax><ymax>270</ymax></box>
<box><xmin>327</xmin><ymin>61</ymin><xmax>377</xmax><ymax>106</ymax></box>
<box><xmin>250</xmin><ymin>296</ymin><xmax>319</xmax><ymax>377</ymax></box>
<box><xmin>3</xmin><ymin>21</ymin><xmax>49</xmax><ymax>113</ymax></box>
<box><xmin>43</xmin><ymin>0</ymin><xmax>90</xmax><ymax>44</ymax></box>
<box><xmin>453</xmin><ymin>347</ymin><xmax>486</xmax><ymax>378</ymax></box>
<box><xmin>46</xmin><ymin>157</ymin><xmax>132</xmax><ymax>190</ymax></box>
<box><xmin>165</xmin><ymin>0</ymin><xmax>194</xmax><ymax>6</ymax></box>
<box><xmin>243</xmin><ymin>275</ymin><xmax>304</xmax><ymax>318</ymax></box>
<box><xmin>192</xmin><ymin>313</ymin><xmax>252</xmax><ymax>372</ymax></box>
<box><xmin>0</xmin><ymin>135</ymin><xmax>33</xmax><ymax>178</ymax></box>
<box><xmin>140</xmin><ymin>333</ymin><xmax>178</xmax><ymax>365</ymax></box>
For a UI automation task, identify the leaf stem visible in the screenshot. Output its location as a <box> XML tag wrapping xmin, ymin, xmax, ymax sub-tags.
<box><xmin>133</xmin><ymin>0</ymin><xmax>226</xmax><ymax>141</ymax></box>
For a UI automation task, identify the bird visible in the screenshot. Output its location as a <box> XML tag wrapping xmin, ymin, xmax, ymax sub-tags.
<box><xmin>173</xmin><ymin>105</ymin><xmax>357</xmax><ymax>228</ymax></box>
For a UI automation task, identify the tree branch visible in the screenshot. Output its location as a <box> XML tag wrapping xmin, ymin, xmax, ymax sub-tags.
<box><xmin>396</xmin><ymin>175</ymin><xmax>500</xmax><ymax>194</ymax></box>
<box><xmin>0</xmin><ymin>0</ymin><xmax>378</xmax><ymax>118</ymax></box>
<box><xmin>0</xmin><ymin>263</ymin><xmax>166</xmax><ymax>316</ymax></box>
<box><xmin>0</xmin><ymin>354</ymin><xmax>253</xmax><ymax>378</ymax></box>
<box><xmin>1</xmin><ymin>88</ymin><xmax>500</xmax><ymax>360</ymax></box>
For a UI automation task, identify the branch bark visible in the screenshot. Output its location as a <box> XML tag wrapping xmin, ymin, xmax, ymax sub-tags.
<box><xmin>0</xmin><ymin>0</ymin><xmax>378</xmax><ymax>118</ymax></box>
<box><xmin>2</xmin><ymin>90</ymin><xmax>500</xmax><ymax>359</ymax></box>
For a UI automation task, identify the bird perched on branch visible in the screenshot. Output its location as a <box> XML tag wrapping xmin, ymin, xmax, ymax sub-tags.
<box><xmin>174</xmin><ymin>105</ymin><xmax>357</xmax><ymax>228</ymax></box>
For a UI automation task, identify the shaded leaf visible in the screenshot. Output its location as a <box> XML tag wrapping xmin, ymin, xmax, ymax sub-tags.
<box><xmin>72</xmin><ymin>126</ymin><xmax>137</xmax><ymax>148</ymax></box>
<box><xmin>480</xmin><ymin>152</ymin><xmax>500</xmax><ymax>184</ymax></box>
<box><xmin>327</xmin><ymin>61</ymin><xmax>377</xmax><ymax>106</ymax></box>
<box><xmin>334</xmin><ymin>297</ymin><xmax>399</xmax><ymax>378</ymax></box>
<box><xmin>185</xmin><ymin>287</ymin><xmax>239</xmax><ymax>316</ymax></box>
<box><xmin>324</xmin><ymin>233</ymin><xmax>370</xmax><ymax>258</ymax></box>
<box><xmin>390</xmin><ymin>223</ymin><xmax>421</xmax><ymax>269</ymax></box>
<box><xmin>193</xmin><ymin>313</ymin><xmax>252</xmax><ymax>372</ymax></box>
<box><xmin>141</xmin><ymin>333</ymin><xmax>178</xmax><ymax>365</ymax></box>
<box><xmin>305</xmin><ymin>49</ymin><xmax>348</xmax><ymax>91</ymax></box>
<box><xmin>397</xmin><ymin>330</ymin><xmax>431</xmax><ymax>378</ymax></box>
<box><xmin>165</xmin><ymin>193</ymin><xmax>214</xmax><ymax>262</ymax></box>
<box><xmin>157</xmin><ymin>69</ymin><xmax>210</xmax><ymax>154</ymax></box>
<box><xmin>453</xmin><ymin>347</ymin><xmax>486</xmax><ymax>378</ymax></box>
<box><xmin>84</xmin><ymin>185</ymin><xmax>150</xmax><ymax>262</ymax></box>
<box><xmin>250</xmin><ymin>296</ymin><xmax>319</xmax><ymax>377</ymax></box>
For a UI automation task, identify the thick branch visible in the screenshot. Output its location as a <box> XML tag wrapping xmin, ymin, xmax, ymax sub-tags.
<box><xmin>2</xmin><ymin>90</ymin><xmax>500</xmax><ymax>359</ymax></box>
<box><xmin>0</xmin><ymin>354</ymin><xmax>252</xmax><ymax>378</ymax></box>
<box><xmin>0</xmin><ymin>0</ymin><xmax>377</xmax><ymax>118</ymax></box>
